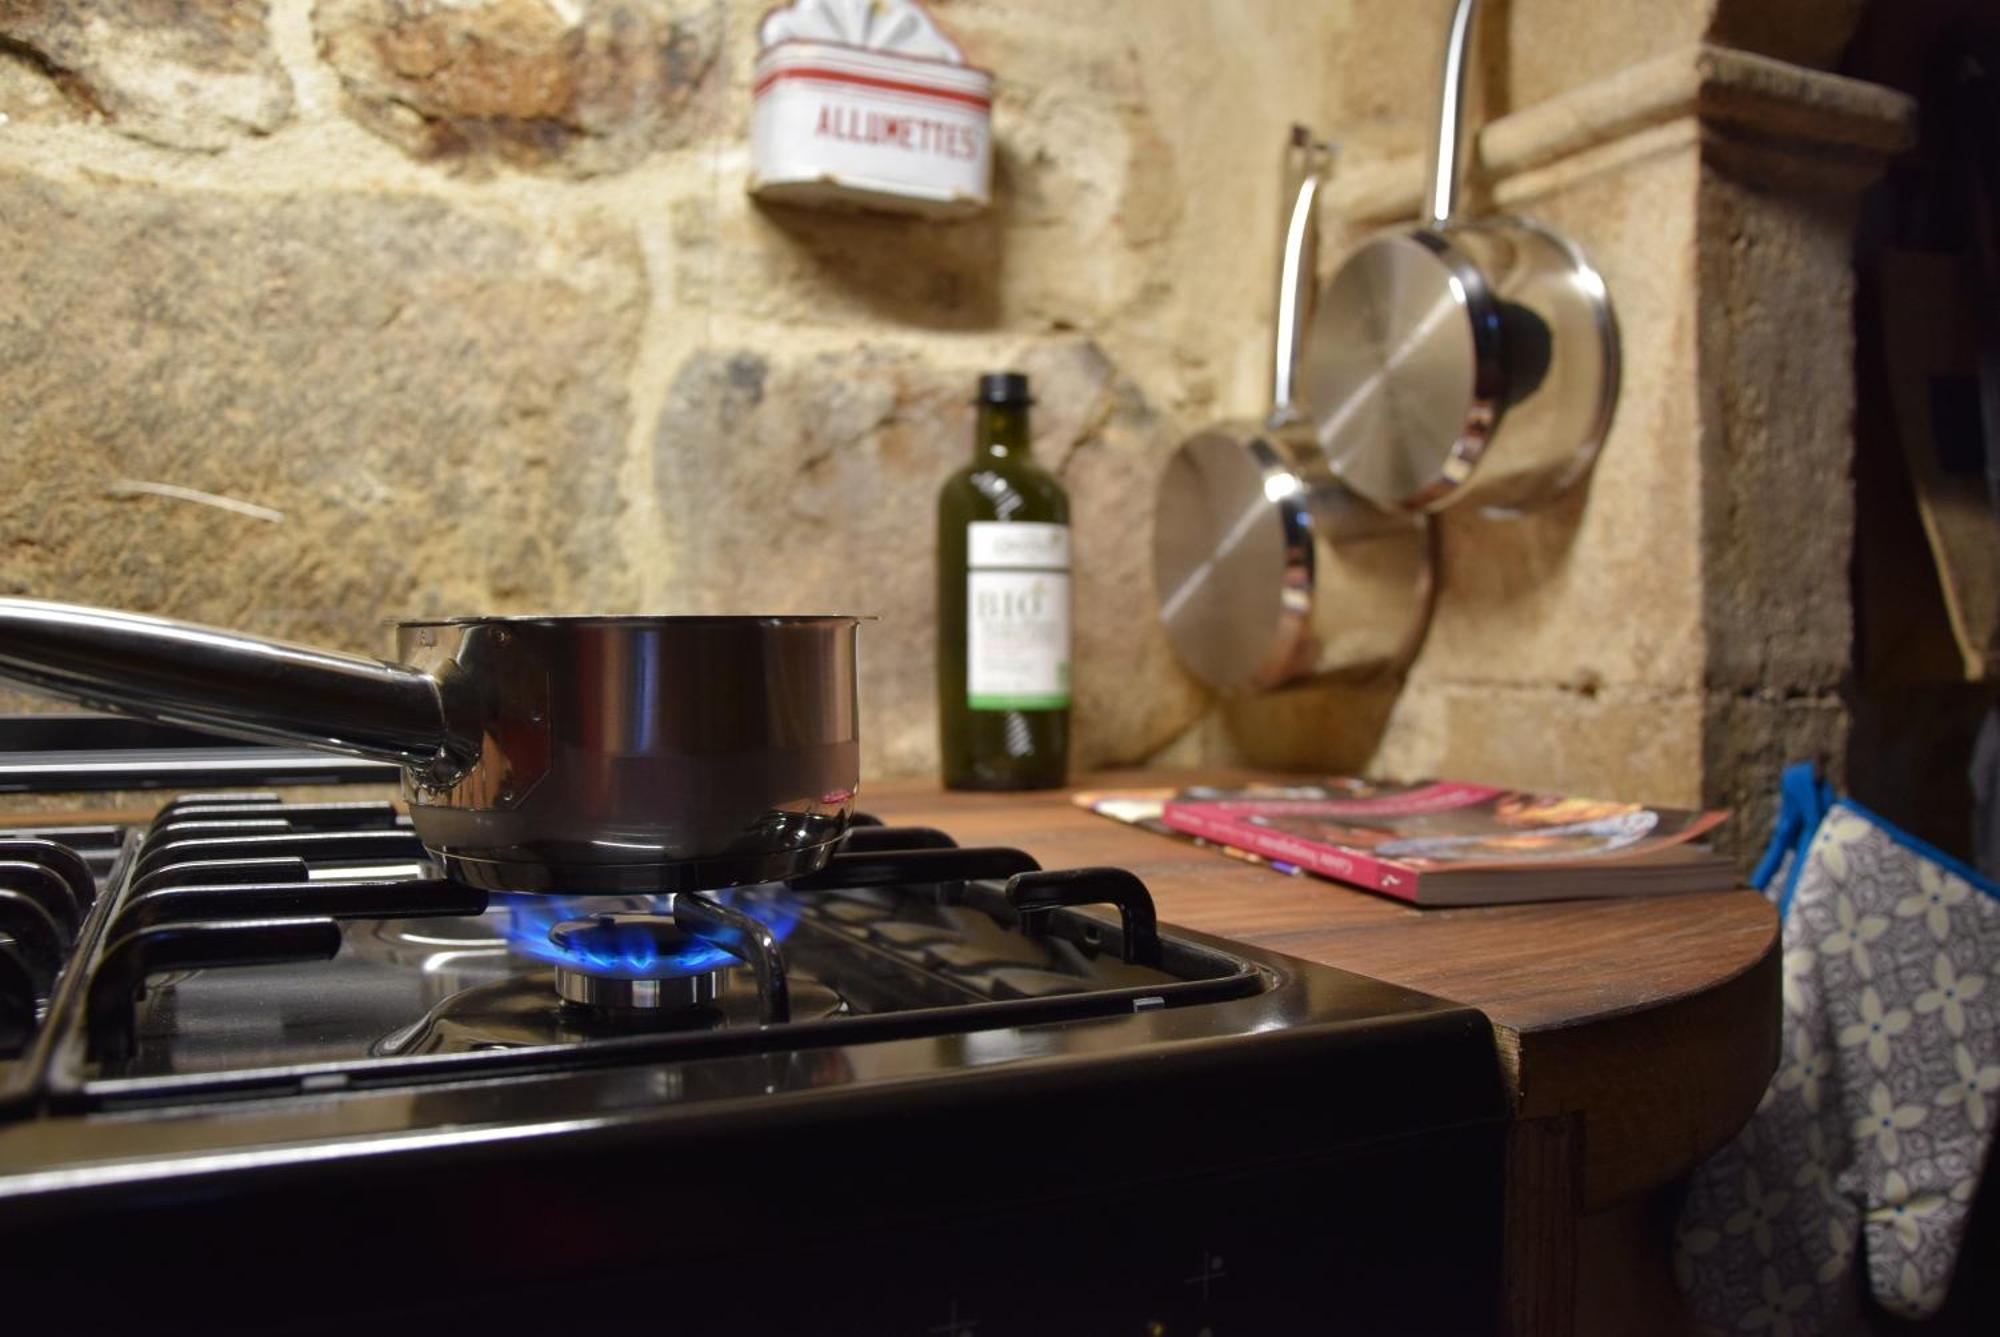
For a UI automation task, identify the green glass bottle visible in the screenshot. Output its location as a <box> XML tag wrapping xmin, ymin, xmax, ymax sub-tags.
<box><xmin>937</xmin><ymin>372</ymin><xmax>1072</xmax><ymax>790</ymax></box>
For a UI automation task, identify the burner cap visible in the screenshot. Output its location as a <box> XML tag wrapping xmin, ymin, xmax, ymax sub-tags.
<box><xmin>547</xmin><ymin>912</ymin><xmax>723</xmax><ymax>1012</ymax></box>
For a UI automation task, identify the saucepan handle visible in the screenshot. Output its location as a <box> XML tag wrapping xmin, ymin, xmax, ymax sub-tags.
<box><xmin>1425</xmin><ymin>0</ymin><xmax>1479</xmax><ymax>228</ymax></box>
<box><xmin>1268</xmin><ymin>124</ymin><xmax>1332</xmax><ymax>427</ymax></box>
<box><xmin>0</xmin><ymin>599</ymin><xmax>468</xmax><ymax>779</ymax></box>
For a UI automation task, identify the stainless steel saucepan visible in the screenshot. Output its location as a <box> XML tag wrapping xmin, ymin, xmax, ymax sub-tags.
<box><xmin>1306</xmin><ymin>0</ymin><xmax>1619</xmax><ymax>516</ymax></box>
<box><xmin>0</xmin><ymin>601</ymin><xmax>861</xmax><ymax>893</ymax></box>
<box><xmin>1153</xmin><ymin>126</ymin><xmax>1435</xmax><ymax>693</ymax></box>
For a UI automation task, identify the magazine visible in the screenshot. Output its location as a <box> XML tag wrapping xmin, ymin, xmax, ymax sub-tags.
<box><xmin>1074</xmin><ymin>779</ymin><xmax>1734</xmax><ymax>907</ymax></box>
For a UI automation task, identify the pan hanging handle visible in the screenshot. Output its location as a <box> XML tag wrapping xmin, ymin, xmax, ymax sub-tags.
<box><xmin>1425</xmin><ymin>0</ymin><xmax>1480</xmax><ymax>228</ymax></box>
<box><xmin>1268</xmin><ymin>125</ymin><xmax>1333</xmax><ymax>427</ymax></box>
<box><xmin>0</xmin><ymin>599</ymin><xmax>475</xmax><ymax>783</ymax></box>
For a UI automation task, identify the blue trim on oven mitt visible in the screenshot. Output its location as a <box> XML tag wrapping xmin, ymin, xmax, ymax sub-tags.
<box><xmin>1752</xmin><ymin>762</ymin><xmax>1999</xmax><ymax>917</ymax></box>
<box><xmin>1752</xmin><ymin>760</ymin><xmax>1835</xmax><ymax>918</ymax></box>
<box><xmin>1826</xmin><ymin>795</ymin><xmax>2000</xmax><ymax>902</ymax></box>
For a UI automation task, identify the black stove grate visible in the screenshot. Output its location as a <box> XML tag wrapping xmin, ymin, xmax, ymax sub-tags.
<box><xmin>0</xmin><ymin>794</ymin><xmax>1266</xmax><ymax>1119</ymax></box>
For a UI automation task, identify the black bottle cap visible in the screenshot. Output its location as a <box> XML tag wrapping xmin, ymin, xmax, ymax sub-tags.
<box><xmin>975</xmin><ymin>372</ymin><xmax>1033</xmax><ymax>406</ymax></box>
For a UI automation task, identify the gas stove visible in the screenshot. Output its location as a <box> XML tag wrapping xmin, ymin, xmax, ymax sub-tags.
<box><xmin>0</xmin><ymin>717</ymin><xmax>1507</xmax><ymax>1334</ymax></box>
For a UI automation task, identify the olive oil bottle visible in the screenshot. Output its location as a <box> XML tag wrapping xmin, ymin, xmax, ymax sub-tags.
<box><xmin>936</xmin><ymin>373</ymin><xmax>1071</xmax><ymax>789</ymax></box>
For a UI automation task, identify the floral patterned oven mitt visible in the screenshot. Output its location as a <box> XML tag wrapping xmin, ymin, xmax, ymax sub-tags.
<box><xmin>1677</xmin><ymin>768</ymin><xmax>2000</xmax><ymax>1333</ymax></box>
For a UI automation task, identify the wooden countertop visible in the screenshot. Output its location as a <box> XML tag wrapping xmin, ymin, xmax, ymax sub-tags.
<box><xmin>863</xmin><ymin>771</ymin><xmax>1781</xmax><ymax>1212</ymax></box>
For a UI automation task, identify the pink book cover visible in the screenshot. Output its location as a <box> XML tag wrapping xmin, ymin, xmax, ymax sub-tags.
<box><xmin>1157</xmin><ymin>781</ymin><xmax>1729</xmax><ymax>903</ymax></box>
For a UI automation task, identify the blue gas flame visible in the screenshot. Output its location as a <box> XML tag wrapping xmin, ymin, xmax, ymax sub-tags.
<box><xmin>497</xmin><ymin>888</ymin><xmax>799</xmax><ymax>979</ymax></box>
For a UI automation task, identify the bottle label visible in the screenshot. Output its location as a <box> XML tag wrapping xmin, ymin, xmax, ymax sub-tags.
<box><xmin>966</xmin><ymin>521</ymin><xmax>1070</xmax><ymax>710</ymax></box>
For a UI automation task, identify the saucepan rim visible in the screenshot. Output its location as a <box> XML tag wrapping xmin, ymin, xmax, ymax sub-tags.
<box><xmin>389</xmin><ymin>613</ymin><xmax>872</xmax><ymax>628</ymax></box>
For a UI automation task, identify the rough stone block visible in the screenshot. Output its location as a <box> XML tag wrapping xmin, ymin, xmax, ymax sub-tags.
<box><xmin>1221</xmin><ymin>678</ymin><xmax>1708</xmax><ymax>814</ymax></box>
<box><xmin>672</xmin><ymin>186</ymin><xmax>1009</xmax><ymax>331</ymax></box>
<box><xmin>667</xmin><ymin>0</ymin><xmax>1331</xmax><ymax>347</ymax></box>
<box><xmin>1408</xmin><ymin>142</ymin><xmax>1707</xmax><ymax>696</ymax></box>
<box><xmin>0</xmin><ymin>168</ymin><xmax>647</xmax><ymax>653</ymax></box>
<box><xmin>1327</xmin><ymin>0</ymin><xmax>1704</xmax><ymax>169</ymax></box>
<box><xmin>1696</xmin><ymin>147</ymin><xmax>1863</xmax><ymax>694</ymax></box>
<box><xmin>1326</xmin><ymin>0</ymin><xmax>1862</xmax><ymax>168</ymax></box>
<box><xmin>315</xmin><ymin>0</ymin><xmax>720</xmax><ymax>175</ymax></box>
<box><xmin>1419</xmin><ymin>684</ymin><xmax>1709</xmax><ymax>811</ymax></box>
<box><xmin>1702</xmin><ymin>689</ymin><xmax>1848</xmax><ymax>860</ymax></box>
<box><xmin>651</xmin><ymin>337</ymin><xmax>1205</xmax><ymax>781</ymax></box>
<box><xmin>0</xmin><ymin>0</ymin><xmax>292</xmax><ymax>148</ymax></box>
<box><xmin>0</xmin><ymin>47</ymin><xmax>80</xmax><ymax>126</ymax></box>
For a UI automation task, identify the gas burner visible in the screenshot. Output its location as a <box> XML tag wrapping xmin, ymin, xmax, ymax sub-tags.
<box><xmin>371</xmin><ymin>967</ymin><xmax>848</xmax><ymax>1055</ymax></box>
<box><xmin>549</xmin><ymin>912</ymin><xmax>725</xmax><ymax>1012</ymax></box>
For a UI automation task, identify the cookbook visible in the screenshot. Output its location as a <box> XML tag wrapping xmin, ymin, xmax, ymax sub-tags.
<box><xmin>1073</xmin><ymin>779</ymin><xmax>1735</xmax><ymax>907</ymax></box>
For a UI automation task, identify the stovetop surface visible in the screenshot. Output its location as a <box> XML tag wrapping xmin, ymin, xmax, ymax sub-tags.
<box><xmin>99</xmin><ymin>860</ymin><xmax>1214</xmax><ymax>1080</ymax></box>
<box><xmin>0</xmin><ymin>721</ymin><xmax>1503</xmax><ymax>1217</ymax></box>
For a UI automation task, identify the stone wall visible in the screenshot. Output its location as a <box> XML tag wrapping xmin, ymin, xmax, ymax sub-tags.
<box><xmin>0</xmin><ymin>1</ymin><xmax>1911</xmax><ymax>850</ymax></box>
<box><xmin>3</xmin><ymin>0</ymin><xmax>1318</xmax><ymax>779</ymax></box>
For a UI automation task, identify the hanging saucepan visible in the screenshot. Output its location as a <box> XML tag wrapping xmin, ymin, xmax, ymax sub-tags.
<box><xmin>1305</xmin><ymin>0</ymin><xmax>1619</xmax><ymax>516</ymax></box>
<box><xmin>1153</xmin><ymin>126</ymin><xmax>1436</xmax><ymax>693</ymax></box>
<box><xmin>0</xmin><ymin>601</ymin><xmax>861</xmax><ymax>893</ymax></box>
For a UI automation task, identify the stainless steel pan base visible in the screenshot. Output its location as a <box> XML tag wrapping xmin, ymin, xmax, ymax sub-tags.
<box><xmin>437</xmin><ymin>822</ymin><xmax>848</xmax><ymax>894</ymax></box>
